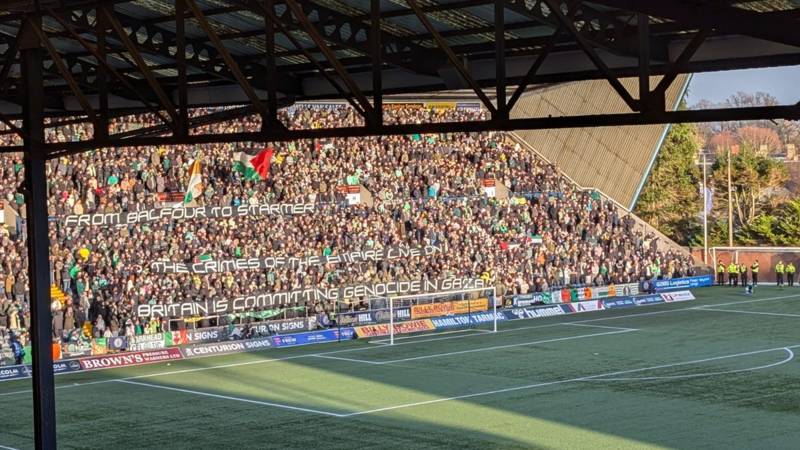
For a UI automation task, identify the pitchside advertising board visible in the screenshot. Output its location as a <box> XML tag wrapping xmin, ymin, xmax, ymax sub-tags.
<box><xmin>424</xmin><ymin>291</ymin><xmax>697</xmax><ymax>333</ymax></box>
<box><xmin>270</xmin><ymin>328</ymin><xmax>355</xmax><ymax>347</ymax></box>
<box><xmin>511</xmin><ymin>282</ymin><xmax>640</xmax><ymax>307</ymax></box>
<box><xmin>355</xmin><ymin>319</ymin><xmax>435</xmax><ymax>338</ymax></box>
<box><xmin>654</xmin><ymin>275</ymin><xmax>714</xmax><ymax>291</ymax></box>
<box><xmin>338</xmin><ymin>307</ymin><xmax>411</xmax><ymax>326</ymax></box>
<box><xmin>182</xmin><ymin>336</ymin><xmax>274</xmax><ymax>357</ymax></box>
<box><xmin>430</xmin><ymin>312</ymin><xmax>507</xmax><ymax>329</ymax></box>
<box><xmin>509</xmin><ymin>275</ymin><xmax>711</xmax><ymax>308</ymax></box>
<box><xmin>79</xmin><ymin>348</ymin><xmax>183</xmax><ymax>370</ymax></box>
<box><xmin>0</xmin><ymin>365</ymin><xmax>29</xmax><ymax>381</ymax></box>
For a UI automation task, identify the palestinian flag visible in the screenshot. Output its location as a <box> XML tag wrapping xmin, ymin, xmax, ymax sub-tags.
<box><xmin>183</xmin><ymin>157</ymin><xmax>203</xmax><ymax>204</ymax></box>
<box><xmin>233</xmin><ymin>147</ymin><xmax>274</xmax><ymax>181</ymax></box>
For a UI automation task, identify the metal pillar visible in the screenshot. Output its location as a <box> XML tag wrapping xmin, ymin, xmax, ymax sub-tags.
<box><xmin>494</xmin><ymin>0</ymin><xmax>506</xmax><ymax>120</ymax></box>
<box><xmin>20</xmin><ymin>18</ymin><xmax>57</xmax><ymax>450</ymax></box>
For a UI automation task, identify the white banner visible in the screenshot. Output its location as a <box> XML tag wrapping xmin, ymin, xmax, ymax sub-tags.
<box><xmin>64</xmin><ymin>203</ymin><xmax>316</xmax><ymax>227</ymax></box>
<box><xmin>151</xmin><ymin>245</ymin><xmax>441</xmax><ymax>274</ymax></box>
<box><xmin>137</xmin><ymin>278</ymin><xmax>486</xmax><ymax>318</ymax></box>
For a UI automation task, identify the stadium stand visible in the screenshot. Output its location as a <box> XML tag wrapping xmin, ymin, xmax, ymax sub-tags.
<box><xmin>0</xmin><ymin>104</ymin><xmax>696</xmax><ymax>362</ymax></box>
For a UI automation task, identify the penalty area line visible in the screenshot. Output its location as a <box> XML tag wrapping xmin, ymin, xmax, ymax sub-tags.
<box><xmin>373</xmin><ymin>329</ymin><xmax>637</xmax><ymax>365</ymax></box>
<box><xmin>560</xmin><ymin>322</ymin><xmax>638</xmax><ymax>331</ymax></box>
<box><xmin>693</xmin><ymin>308</ymin><xmax>800</xmax><ymax>318</ymax></box>
<box><xmin>117</xmin><ymin>380</ymin><xmax>347</xmax><ymax>418</ymax></box>
<box><xmin>341</xmin><ymin>343</ymin><xmax>800</xmax><ymax>417</ymax></box>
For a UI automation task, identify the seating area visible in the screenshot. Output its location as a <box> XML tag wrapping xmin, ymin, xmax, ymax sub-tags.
<box><xmin>0</xmin><ymin>104</ymin><xmax>695</xmax><ymax>357</ymax></box>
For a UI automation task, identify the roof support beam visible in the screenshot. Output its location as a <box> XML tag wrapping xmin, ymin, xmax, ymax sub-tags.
<box><xmin>406</xmin><ymin>0</ymin><xmax>497</xmax><ymax>115</ymax></box>
<box><xmin>543</xmin><ymin>0</ymin><xmax>638</xmax><ymax>111</ymax></box>
<box><xmin>176</xmin><ymin>0</ymin><xmax>189</xmax><ymax>137</ymax></box>
<box><xmin>45</xmin><ymin>104</ymin><xmax>800</xmax><ymax>158</ymax></box>
<box><xmin>101</xmin><ymin>5</ymin><xmax>180</xmax><ymax>131</ymax></box>
<box><xmin>495</xmin><ymin>0</ymin><xmax>506</xmax><ymax>120</ymax></box>
<box><xmin>95</xmin><ymin>12</ymin><xmax>109</xmax><ymax>140</ymax></box>
<box><xmin>185</xmin><ymin>0</ymin><xmax>268</xmax><ymax>119</ymax></box>
<box><xmin>653</xmin><ymin>28</ymin><xmax>710</xmax><ymax>101</ymax></box>
<box><xmin>592</xmin><ymin>0</ymin><xmax>800</xmax><ymax>48</ymax></box>
<box><xmin>0</xmin><ymin>32</ymin><xmax>25</xmax><ymax>138</ymax></box>
<box><xmin>0</xmin><ymin>32</ymin><xmax>20</xmax><ymax>99</ymax></box>
<box><xmin>49</xmin><ymin>9</ymin><xmax>175</xmax><ymax>129</ymax></box>
<box><xmin>507</xmin><ymin>25</ymin><xmax>563</xmax><ymax>113</ymax></box>
<box><xmin>284</xmin><ymin>0</ymin><xmax>375</xmax><ymax>120</ymax></box>
<box><xmin>637</xmin><ymin>13</ymin><xmax>651</xmax><ymax>112</ymax></box>
<box><xmin>29</xmin><ymin>19</ymin><xmax>97</xmax><ymax>123</ymax></box>
<box><xmin>263</xmin><ymin>0</ymin><xmax>279</xmax><ymax>130</ymax></box>
<box><xmin>245</xmin><ymin>0</ymin><xmax>366</xmax><ymax>116</ymax></box>
<box><xmin>370</xmin><ymin>0</ymin><xmax>383</xmax><ymax>126</ymax></box>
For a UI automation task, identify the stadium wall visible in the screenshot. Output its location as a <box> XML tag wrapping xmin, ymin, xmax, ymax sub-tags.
<box><xmin>690</xmin><ymin>247</ymin><xmax>800</xmax><ymax>283</ymax></box>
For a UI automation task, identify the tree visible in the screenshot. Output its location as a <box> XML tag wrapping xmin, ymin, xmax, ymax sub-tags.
<box><xmin>737</xmin><ymin>126</ymin><xmax>781</xmax><ymax>155</ymax></box>
<box><xmin>708</xmin><ymin>130</ymin><xmax>737</xmax><ymax>154</ymax></box>
<box><xmin>635</xmin><ymin>122</ymin><xmax>701</xmax><ymax>244</ymax></box>
<box><xmin>710</xmin><ymin>148</ymin><xmax>788</xmax><ymax>230</ymax></box>
<box><xmin>774</xmin><ymin>198</ymin><xmax>800</xmax><ymax>246</ymax></box>
<box><xmin>735</xmin><ymin>198</ymin><xmax>800</xmax><ymax>246</ymax></box>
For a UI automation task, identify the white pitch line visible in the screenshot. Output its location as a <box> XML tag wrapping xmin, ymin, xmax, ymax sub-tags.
<box><xmin>372</xmin><ymin>329</ymin><xmax>637</xmax><ymax>365</ymax></box>
<box><xmin>341</xmin><ymin>344</ymin><xmax>800</xmax><ymax>417</ymax></box>
<box><xmin>370</xmin><ymin>328</ymin><xmax>482</xmax><ymax>344</ymax></box>
<box><xmin>694</xmin><ymin>308</ymin><xmax>800</xmax><ymax>318</ymax></box>
<box><xmin>560</xmin><ymin>322</ymin><xmax>638</xmax><ymax>331</ymax></box>
<box><xmin>586</xmin><ymin>348</ymin><xmax>795</xmax><ymax>381</ymax></box>
<box><xmin>312</xmin><ymin>354</ymin><xmax>384</xmax><ymax>365</ymax></box>
<box><xmin>117</xmin><ymin>380</ymin><xmax>347</xmax><ymax>417</ymax></box>
<box><xmin>698</xmin><ymin>293</ymin><xmax>800</xmax><ymax>308</ymax></box>
<box><xmin>0</xmin><ymin>444</ymin><xmax>20</xmax><ymax>450</ymax></box>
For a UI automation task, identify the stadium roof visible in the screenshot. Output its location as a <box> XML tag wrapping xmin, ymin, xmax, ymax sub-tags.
<box><xmin>2</xmin><ymin>0</ymin><xmax>800</xmax><ymax>154</ymax></box>
<box><xmin>512</xmin><ymin>73</ymin><xmax>690</xmax><ymax>209</ymax></box>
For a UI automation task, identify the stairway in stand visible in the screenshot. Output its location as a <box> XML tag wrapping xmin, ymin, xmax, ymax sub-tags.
<box><xmin>50</xmin><ymin>284</ymin><xmax>68</xmax><ymax>305</ymax></box>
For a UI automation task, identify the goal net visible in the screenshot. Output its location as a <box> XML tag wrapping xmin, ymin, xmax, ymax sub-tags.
<box><xmin>336</xmin><ymin>286</ymin><xmax>498</xmax><ymax>345</ymax></box>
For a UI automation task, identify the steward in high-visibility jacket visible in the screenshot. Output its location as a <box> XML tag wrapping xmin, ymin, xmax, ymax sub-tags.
<box><xmin>728</xmin><ymin>263</ymin><xmax>739</xmax><ymax>287</ymax></box>
<box><xmin>776</xmin><ymin>261</ymin><xmax>785</xmax><ymax>286</ymax></box>
<box><xmin>751</xmin><ymin>260</ymin><xmax>760</xmax><ymax>286</ymax></box>
<box><xmin>717</xmin><ymin>261</ymin><xmax>726</xmax><ymax>286</ymax></box>
<box><xmin>787</xmin><ymin>262</ymin><xmax>796</xmax><ymax>287</ymax></box>
<box><xmin>739</xmin><ymin>264</ymin><xmax>748</xmax><ymax>287</ymax></box>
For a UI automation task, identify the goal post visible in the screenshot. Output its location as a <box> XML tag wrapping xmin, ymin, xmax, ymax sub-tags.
<box><xmin>386</xmin><ymin>286</ymin><xmax>498</xmax><ymax>345</ymax></box>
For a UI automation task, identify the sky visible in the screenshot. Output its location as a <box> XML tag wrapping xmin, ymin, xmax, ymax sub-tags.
<box><xmin>685</xmin><ymin>65</ymin><xmax>800</xmax><ymax>106</ymax></box>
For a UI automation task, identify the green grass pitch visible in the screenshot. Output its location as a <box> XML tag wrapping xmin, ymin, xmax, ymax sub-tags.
<box><xmin>2</xmin><ymin>286</ymin><xmax>799</xmax><ymax>449</ymax></box>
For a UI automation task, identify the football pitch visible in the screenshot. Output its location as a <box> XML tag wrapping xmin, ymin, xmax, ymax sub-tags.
<box><xmin>2</xmin><ymin>287</ymin><xmax>800</xmax><ymax>450</ymax></box>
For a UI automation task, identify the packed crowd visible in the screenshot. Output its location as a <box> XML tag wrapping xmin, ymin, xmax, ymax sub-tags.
<box><xmin>0</xmin><ymin>104</ymin><xmax>695</xmax><ymax>355</ymax></box>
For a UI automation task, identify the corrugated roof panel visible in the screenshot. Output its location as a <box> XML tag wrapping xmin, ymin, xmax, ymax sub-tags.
<box><xmin>117</xmin><ymin>0</ymin><xmax>172</xmax><ymax>20</ymax></box>
<box><xmin>733</xmin><ymin>0</ymin><xmax>800</xmax><ymax>12</ymax></box>
<box><xmin>511</xmin><ymin>74</ymin><xmax>689</xmax><ymax>209</ymax></box>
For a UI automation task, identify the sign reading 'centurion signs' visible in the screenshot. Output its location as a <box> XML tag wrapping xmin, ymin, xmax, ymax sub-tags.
<box><xmin>136</xmin><ymin>278</ymin><xmax>486</xmax><ymax>318</ymax></box>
